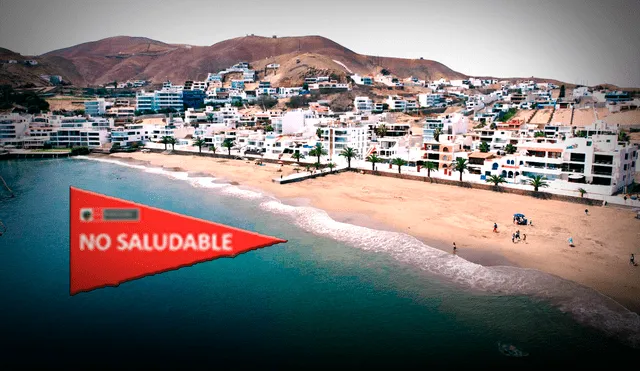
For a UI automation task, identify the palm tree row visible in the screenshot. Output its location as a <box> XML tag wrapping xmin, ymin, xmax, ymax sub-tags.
<box><xmin>161</xmin><ymin>136</ymin><xmax>177</xmax><ymax>150</ymax></box>
<box><xmin>170</xmin><ymin>137</ymin><xmax>556</xmax><ymax>196</ymax></box>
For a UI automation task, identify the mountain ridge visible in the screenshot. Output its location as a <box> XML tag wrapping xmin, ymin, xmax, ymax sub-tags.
<box><xmin>24</xmin><ymin>35</ymin><xmax>466</xmax><ymax>87</ymax></box>
<box><xmin>2</xmin><ymin>35</ymin><xmax>636</xmax><ymax>89</ymax></box>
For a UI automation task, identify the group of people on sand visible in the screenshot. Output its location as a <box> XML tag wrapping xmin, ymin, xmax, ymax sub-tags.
<box><xmin>511</xmin><ymin>230</ymin><xmax>526</xmax><ymax>243</ymax></box>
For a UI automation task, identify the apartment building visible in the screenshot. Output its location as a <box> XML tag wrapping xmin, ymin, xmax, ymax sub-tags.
<box><xmin>353</xmin><ymin>96</ymin><xmax>374</xmax><ymax>113</ymax></box>
<box><xmin>417</xmin><ymin>93</ymin><xmax>445</xmax><ymax>108</ymax></box>
<box><xmin>136</xmin><ymin>88</ymin><xmax>184</xmax><ymax>112</ymax></box>
<box><xmin>319</xmin><ymin>124</ymin><xmax>368</xmax><ymax>161</ymax></box>
<box><xmin>84</xmin><ymin>98</ymin><xmax>108</xmax><ymax>116</ymax></box>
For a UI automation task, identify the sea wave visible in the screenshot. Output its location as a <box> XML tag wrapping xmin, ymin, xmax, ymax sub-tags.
<box><xmin>77</xmin><ymin>155</ymin><xmax>640</xmax><ymax>348</ymax></box>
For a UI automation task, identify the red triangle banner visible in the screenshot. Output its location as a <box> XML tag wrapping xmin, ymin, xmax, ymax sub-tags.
<box><xmin>69</xmin><ymin>187</ymin><xmax>287</xmax><ymax>295</ymax></box>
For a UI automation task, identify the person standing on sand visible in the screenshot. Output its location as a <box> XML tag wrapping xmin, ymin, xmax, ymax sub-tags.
<box><xmin>523</xmin><ymin>233</ymin><xmax>527</xmax><ymax>242</ymax></box>
<box><xmin>453</xmin><ymin>242</ymin><xmax>457</xmax><ymax>253</ymax></box>
<box><xmin>512</xmin><ymin>233</ymin><xmax>515</xmax><ymax>243</ymax></box>
<box><xmin>584</xmin><ymin>209</ymin><xmax>589</xmax><ymax>216</ymax></box>
<box><xmin>568</xmin><ymin>237</ymin><xmax>574</xmax><ymax>247</ymax></box>
<box><xmin>493</xmin><ymin>223</ymin><xmax>498</xmax><ymax>233</ymax></box>
<box><xmin>631</xmin><ymin>254</ymin><xmax>636</xmax><ymax>266</ymax></box>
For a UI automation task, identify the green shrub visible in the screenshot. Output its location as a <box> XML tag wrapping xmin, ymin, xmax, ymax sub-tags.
<box><xmin>70</xmin><ymin>146</ymin><xmax>90</xmax><ymax>156</ymax></box>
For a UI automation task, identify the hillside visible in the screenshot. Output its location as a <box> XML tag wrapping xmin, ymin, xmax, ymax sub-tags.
<box><xmin>36</xmin><ymin>35</ymin><xmax>466</xmax><ymax>86</ymax></box>
<box><xmin>0</xmin><ymin>48</ymin><xmax>82</xmax><ymax>87</ymax></box>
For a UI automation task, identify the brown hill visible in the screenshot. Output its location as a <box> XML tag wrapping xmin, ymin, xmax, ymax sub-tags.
<box><xmin>0</xmin><ymin>48</ymin><xmax>83</xmax><ymax>87</ymax></box>
<box><xmin>38</xmin><ymin>35</ymin><xmax>466</xmax><ymax>86</ymax></box>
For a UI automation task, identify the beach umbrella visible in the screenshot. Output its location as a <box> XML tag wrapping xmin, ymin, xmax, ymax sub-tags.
<box><xmin>514</xmin><ymin>213</ymin><xmax>525</xmax><ymax>218</ymax></box>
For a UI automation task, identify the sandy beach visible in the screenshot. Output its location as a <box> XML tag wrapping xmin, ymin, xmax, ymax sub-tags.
<box><xmin>108</xmin><ymin>152</ymin><xmax>640</xmax><ymax>313</ymax></box>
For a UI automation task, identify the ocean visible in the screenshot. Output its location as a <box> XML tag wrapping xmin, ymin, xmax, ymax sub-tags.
<box><xmin>0</xmin><ymin>157</ymin><xmax>638</xmax><ymax>368</ymax></box>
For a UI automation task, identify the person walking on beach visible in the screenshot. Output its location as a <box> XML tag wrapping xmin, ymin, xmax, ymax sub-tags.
<box><xmin>493</xmin><ymin>223</ymin><xmax>498</xmax><ymax>233</ymax></box>
<box><xmin>568</xmin><ymin>237</ymin><xmax>574</xmax><ymax>247</ymax></box>
<box><xmin>453</xmin><ymin>242</ymin><xmax>457</xmax><ymax>254</ymax></box>
<box><xmin>631</xmin><ymin>254</ymin><xmax>637</xmax><ymax>266</ymax></box>
<box><xmin>522</xmin><ymin>233</ymin><xmax>527</xmax><ymax>242</ymax></box>
<box><xmin>512</xmin><ymin>233</ymin><xmax>515</xmax><ymax>243</ymax></box>
<box><xmin>515</xmin><ymin>230</ymin><xmax>520</xmax><ymax>241</ymax></box>
<box><xmin>584</xmin><ymin>209</ymin><xmax>589</xmax><ymax>216</ymax></box>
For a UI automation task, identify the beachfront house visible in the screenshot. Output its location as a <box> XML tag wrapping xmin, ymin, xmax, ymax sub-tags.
<box><xmin>318</xmin><ymin>123</ymin><xmax>368</xmax><ymax>163</ymax></box>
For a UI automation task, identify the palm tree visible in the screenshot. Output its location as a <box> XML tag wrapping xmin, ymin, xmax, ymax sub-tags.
<box><xmin>434</xmin><ymin>128</ymin><xmax>442</xmax><ymax>142</ymax></box>
<box><xmin>209</xmin><ymin>144</ymin><xmax>217</xmax><ymax>154</ymax></box>
<box><xmin>366</xmin><ymin>153</ymin><xmax>382</xmax><ymax>171</ymax></box>
<box><xmin>313</xmin><ymin>162</ymin><xmax>322</xmax><ymax>170</ymax></box>
<box><xmin>308</xmin><ymin>142</ymin><xmax>327</xmax><ymax>164</ymax></box>
<box><xmin>528</xmin><ymin>175</ymin><xmax>549</xmax><ymax>192</ymax></box>
<box><xmin>193</xmin><ymin>137</ymin><xmax>206</xmax><ymax>153</ymax></box>
<box><xmin>452</xmin><ymin>157</ymin><xmax>468</xmax><ymax>182</ymax></box>
<box><xmin>424</xmin><ymin>161</ymin><xmax>438</xmax><ymax>180</ymax></box>
<box><xmin>305</xmin><ymin>165</ymin><xmax>311</xmax><ymax>172</ymax></box>
<box><xmin>391</xmin><ymin>157</ymin><xmax>407</xmax><ymax>174</ymax></box>
<box><xmin>375</xmin><ymin>123</ymin><xmax>387</xmax><ymax>138</ymax></box>
<box><xmin>264</xmin><ymin>124</ymin><xmax>274</xmax><ymax>133</ymax></box>
<box><xmin>479</xmin><ymin>141</ymin><xmax>490</xmax><ymax>153</ymax></box>
<box><xmin>316</xmin><ymin>128</ymin><xmax>323</xmax><ymax>139</ymax></box>
<box><xmin>167</xmin><ymin>137</ymin><xmax>177</xmax><ymax>150</ymax></box>
<box><xmin>577</xmin><ymin>187</ymin><xmax>587</xmax><ymax>198</ymax></box>
<box><xmin>486</xmin><ymin>175</ymin><xmax>507</xmax><ymax>190</ymax></box>
<box><xmin>618</xmin><ymin>130</ymin><xmax>630</xmax><ymax>143</ymax></box>
<box><xmin>327</xmin><ymin>162</ymin><xmax>336</xmax><ymax>173</ymax></box>
<box><xmin>161</xmin><ymin>136</ymin><xmax>171</xmax><ymax>150</ymax></box>
<box><xmin>222</xmin><ymin>138</ymin><xmax>235</xmax><ymax>156</ymax></box>
<box><xmin>505</xmin><ymin>143</ymin><xmax>516</xmax><ymax>155</ymax></box>
<box><xmin>339</xmin><ymin>147</ymin><xmax>356</xmax><ymax>169</ymax></box>
<box><xmin>291</xmin><ymin>151</ymin><xmax>304</xmax><ymax>164</ymax></box>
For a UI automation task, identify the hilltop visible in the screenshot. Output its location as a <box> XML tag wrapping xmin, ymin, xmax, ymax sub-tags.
<box><xmin>7</xmin><ymin>35</ymin><xmax>466</xmax><ymax>87</ymax></box>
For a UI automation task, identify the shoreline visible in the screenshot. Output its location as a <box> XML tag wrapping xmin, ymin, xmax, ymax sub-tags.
<box><xmin>102</xmin><ymin>152</ymin><xmax>640</xmax><ymax>313</ymax></box>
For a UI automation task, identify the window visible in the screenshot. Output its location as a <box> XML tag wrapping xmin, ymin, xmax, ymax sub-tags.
<box><xmin>587</xmin><ymin>141</ymin><xmax>592</xmax><ymax>146</ymax></box>
<box><xmin>519</xmin><ymin>161</ymin><xmax>523</xmax><ymax>165</ymax></box>
<box><xmin>625</xmin><ymin>153</ymin><xmax>628</xmax><ymax>160</ymax></box>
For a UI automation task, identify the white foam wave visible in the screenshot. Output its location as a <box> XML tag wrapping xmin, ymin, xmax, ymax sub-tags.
<box><xmin>259</xmin><ymin>199</ymin><xmax>640</xmax><ymax>348</ymax></box>
<box><xmin>74</xmin><ymin>156</ymin><xmax>147</xmax><ymax>170</ymax></box>
<box><xmin>189</xmin><ymin>177</ymin><xmax>228</xmax><ymax>189</ymax></box>
<box><xmin>78</xmin><ymin>155</ymin><xmax>640</xmax><ymax>348</ymax></box>
<box><xmin>219</xmin><ymin>186</ymin><xmax>263</xmax><ymax>199</ymax></box>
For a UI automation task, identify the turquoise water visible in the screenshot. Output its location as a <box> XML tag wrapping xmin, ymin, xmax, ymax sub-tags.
<box><xmin>0</xmin><ymin>158</ymin><xmax>638</xmax><ymax>368</ymax></box>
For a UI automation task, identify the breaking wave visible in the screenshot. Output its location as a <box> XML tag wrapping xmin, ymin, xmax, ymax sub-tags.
<box><xmin>77</xmin><ymin>155</ymin><xmax>640</xmax><ymax>348</ymax></box>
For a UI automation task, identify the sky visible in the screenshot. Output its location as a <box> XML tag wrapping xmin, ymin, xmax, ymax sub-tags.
<box><xmin>0</xmin><ymin>0</ymin><xmax>639</xmax><ymax>87</ymax></box>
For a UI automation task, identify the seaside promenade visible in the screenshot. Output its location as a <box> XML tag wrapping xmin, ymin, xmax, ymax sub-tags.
<box><xmin>140</xmin><ymin>142</ymin><xmax>640</xmax><ymax>209</ymax></box>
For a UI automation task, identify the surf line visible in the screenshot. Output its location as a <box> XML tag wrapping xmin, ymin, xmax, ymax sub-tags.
<box><xmin>79</xmin><ymin>233</ymin><xmax>233</xmax><ymax>252</ymax></box>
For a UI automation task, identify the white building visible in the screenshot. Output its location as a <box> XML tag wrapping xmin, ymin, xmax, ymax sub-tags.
<box><xmin>418</xmin><ymin>93</ymin><xmax>445</xmax><ymax>108</ymax></box>
<box><xmin>386</xmin><ymin>95</ymin><xmax>407</xmax><ymax>111</ymax></box>
<box><xmin>319</xmin><ymin>124</ymin><xmax>369</xmax><ymax>162</ymax></box>
<box><xmin>353</xmin><ymin>96</ymin><xmax>374</xmax><ymax>113</ymax></box>
<box><xmin>351</xmin><ymin>74</ymin><xmax>373</xmax><ymax>86</ymax></box>
<box><xmin>84</xmin><ymin>98</ymin><xmax>108</xmax><ymax>116</ymax></box>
